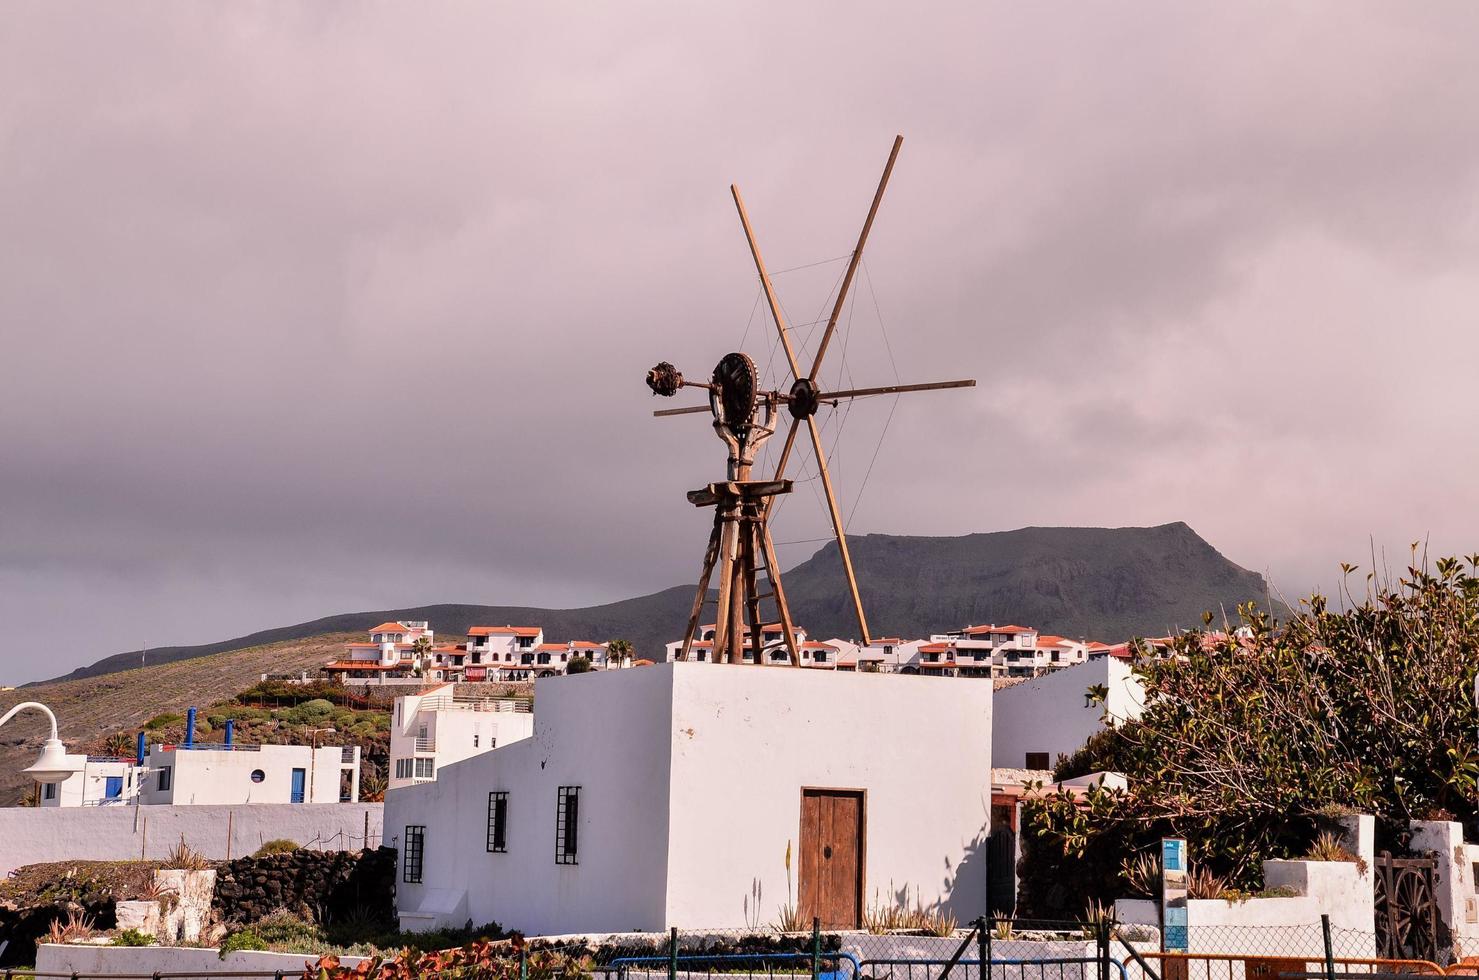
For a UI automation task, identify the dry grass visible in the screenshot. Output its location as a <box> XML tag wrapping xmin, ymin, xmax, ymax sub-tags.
<box><xmin>0</xmin><ymin>633</ymin><xmax>359</xmax><ymax>806</ymax></box>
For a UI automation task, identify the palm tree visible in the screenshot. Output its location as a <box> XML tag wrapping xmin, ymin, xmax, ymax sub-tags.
<box><xmin>411</xmin><ymin>635</ymin><xmax>433</xmax><ymax>673</ymax></box>
<box><xmin>605</xmin><ymin>639</ymin><xmax>634</xmax><ymax>669</ymax></box>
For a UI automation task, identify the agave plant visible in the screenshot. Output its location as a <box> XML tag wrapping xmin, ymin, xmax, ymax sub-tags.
<box><xmin>45</xmin><ymin>909</ymin><xmax>97</xmax><ymax>945</ymax></box>
<box><xmin>163</xmin><ymin>835</ymin><xmax>211</xmax><ymax>871</ymax></box>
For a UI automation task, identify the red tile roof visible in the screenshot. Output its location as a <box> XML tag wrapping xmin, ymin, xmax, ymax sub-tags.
<box><xmin>920</xmin><ymin>642</ymin><xmax>952</xmax><ymax>653</ymax></box>
<box><xmin>1036</xmin><ymin>635</ymin><xmax>1071</xmax><ymax>647</ymax></box>
<box><xmin>369</xmin><ymin>622</ymin><xmax>412</xmax><ymax>634</ymax></box>
<box><xmin>570</xmin><ymin>641</ymin><xmax>603</xmax><ymax>649</ymax></box>
<box><xmin>469</xmin><ymin>626</ymin><xmax>541</xmax><ymax>637</ymax></box>
<box><xmin>322</xmin><ymin>661</ymin><xmax>402</xmax><ymax>671</ymax></box>
<box><xmin>535</xmin><ymin>643</ymin><xmax>567</xmax><ymax>652</ymax></box>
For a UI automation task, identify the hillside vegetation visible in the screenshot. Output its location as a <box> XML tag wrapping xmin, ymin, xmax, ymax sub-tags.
<box><xmin>52</xmin><ymin>523</ymin><xmax>1274</xmax><ymax>684</ymax></box>
<box><xmin>0</xmin><ymin>633</ymin><xmax>359</xmax><ymax>806</ymax></box>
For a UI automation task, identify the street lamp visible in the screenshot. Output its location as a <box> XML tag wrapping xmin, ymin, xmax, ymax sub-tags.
<box><xmin>0</xmin><ymin>701</ymin><xmax>83</xmax><ymax>785</ymax></box>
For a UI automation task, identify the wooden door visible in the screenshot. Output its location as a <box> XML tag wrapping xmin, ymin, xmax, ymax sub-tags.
<box><xmin>798</xmin><ymin>789</ymin><xmax>865</xmax><ymax>929</ymax></box>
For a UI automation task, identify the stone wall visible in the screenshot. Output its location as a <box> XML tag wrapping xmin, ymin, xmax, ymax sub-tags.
<box><xmin>212</xmin><ymin>847</ymin><xmax>396</xmax><ymax>926</ymax></box>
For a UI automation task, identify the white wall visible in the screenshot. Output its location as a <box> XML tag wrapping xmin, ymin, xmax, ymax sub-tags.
<box><xmin>0</xmin><ymin>802</ymin><xmax>382</xmax><ymax>875</ymax></box>
<box><xmin>388</xmin><ymin>662</ymin><xmax>992</xmax><ymax>936</ymax></box>
<box><xmin>992</xmin><ymin>657</ymin><xmax>1143</xmax><ymax>769</ymax></box>
<box><xmin>664</xmin><ymin>665</ymin><xmax>992</xmax><ymax>926</ymax></box>
<box><xmin>389</xmin><ymin>666</ymin><xmax>676</xmax><ymax>936</ymax></box>
<box><xmin>1116</xmin><ymin>857</ymin><xmax>1375</xmax><ymax>958</ymax></box>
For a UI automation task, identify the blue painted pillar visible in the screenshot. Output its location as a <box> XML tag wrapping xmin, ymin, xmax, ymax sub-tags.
<box><xmin>224</xmin><ymin>719</ymin><xmax>234</xmax><ymax>747</ymax></box>
<box><xmin>136</xmin><ymin>731</ymin><xmax>146</xmax><ymax>766</ymax></box>
<box><xmin>184</xmin><ymin>707</ymin><xmax>196</xmax><ymax>748</ymax></box>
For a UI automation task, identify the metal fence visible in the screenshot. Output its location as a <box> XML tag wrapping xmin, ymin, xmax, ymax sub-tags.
<box><xmin>16</xmin><ymin>916</ymin><xmax>1479</xmax><ymax>980</ymax></box>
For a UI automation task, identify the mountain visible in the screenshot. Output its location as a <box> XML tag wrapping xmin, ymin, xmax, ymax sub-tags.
<box><xmin>47</xmin><ymin>522</ymin><xmax>1272</xmax><ymax>685</ymax></box>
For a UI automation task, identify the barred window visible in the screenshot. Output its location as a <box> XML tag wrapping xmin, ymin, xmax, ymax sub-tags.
<box><xmin>414</xmin><ymin>758</ymin><xmax>434</xmax><ymax>779</ymax></box>
<box><xmin>487</xmin><ymin>792</ymin><xmax>508</xmax><ymax>853</ymax></box>
<box><xmin>555</xmin><ymin>786</ymin><xmax>579</xmax><ymax>865</ymax></box>
<box><xmin>403</xmin><ymin>825</ymin><xmax>425</xmax><ymax>883</ymax></box>
<box><xmin>394</xmin><ymin>759</ymin><xmax>412</xmax><ymax>780</ymax></box>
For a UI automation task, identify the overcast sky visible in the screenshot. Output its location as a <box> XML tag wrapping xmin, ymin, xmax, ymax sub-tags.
<box><xmin>4</xmin><ymin>3</ymin><xmax>1478</xmax><ymax>685</ymax></box>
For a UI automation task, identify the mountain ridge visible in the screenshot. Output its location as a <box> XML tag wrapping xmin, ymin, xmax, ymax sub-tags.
<box><xmin>42</xmin><ymin>522</ymin><xmax>1273</xmax><ymax>685</ymax></box>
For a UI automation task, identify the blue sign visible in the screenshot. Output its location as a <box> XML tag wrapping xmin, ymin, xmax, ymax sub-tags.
<box><xmin>1160</xmin><ymin>837</ymin><xmax>1189</xmax><ymax>953</ymax></box>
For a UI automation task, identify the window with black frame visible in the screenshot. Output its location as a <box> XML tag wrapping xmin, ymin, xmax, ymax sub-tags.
<box><xmin>487</xmin><ymin>792</ymin><xmax>508</xmax><ymax>853</ymax></box>
<box><xmin>403</xmin><ymin>825</ymin><xmax>425</xmax><ymax>882</ymax></box>
<box><xmin>555</xmin><ymin>786</ymin><xmax>579</xmax><ymax>864</ymax></box>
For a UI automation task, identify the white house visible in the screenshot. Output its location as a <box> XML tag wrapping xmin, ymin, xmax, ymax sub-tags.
<box><xmin>837</xmin><ymin>637</ymin><xmax>922</xmax><ymax>673</ymax></box>
<box><xmin>139</xmin><ymin>743</ymin><xmax>361</xmax><ymax>806</ymax></box>
<box><xmin>664</xmin><ymin>623</ymin><xmax>811</xmax><ymax>664</ymax></box>
<box><xmin>991</xmin><ymin>656</ymin><xmax>1144</xmax><ymax>770</ymax></box>
<box><xmin>386</xmin><ymin>662</ymin><xmax>992</xmax><ymax>936</ymax></box>
<box><xmin>388</xmin><ymin>684</ymin><xmax>535</xmax><ymax>790</ymax></box>
<box><xmin>40</xmin><ymin>755</ymin><xmax>142</xmax><ymax>807</ymax></box>
<box><xmin>323</xmin><ymin>621</ymin><xmax>436</xmax><ymax>683</ymax></box>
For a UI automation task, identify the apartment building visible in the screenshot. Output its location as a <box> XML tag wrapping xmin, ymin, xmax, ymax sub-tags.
<box><xmin>388</xmin><ymin>683</ymin><xmax>534</xmax><ymax>790</ymax></box>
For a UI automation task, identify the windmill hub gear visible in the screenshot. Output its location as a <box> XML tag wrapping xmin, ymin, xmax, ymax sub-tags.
<box><xmin>787</xmin><ymin>378</ymin><xmax>820</xmax><ymax>419</ymax></box>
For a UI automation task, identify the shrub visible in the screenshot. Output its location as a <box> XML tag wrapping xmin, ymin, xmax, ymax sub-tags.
<box><xmin>219</xmin><ymin>928</ymin><xmax>269</xmax><ymax>958</ymax></box>
<box><xmin>1021</xmin><ymin>555</ymin><xmax>1479</xmax><ymax>913</ymax></box>
<box><xmin>254</xmin><ymin>839</ymin><xmax>299</xmax><ymax>857</ymax></box>
<box><xmin>144</xmin><ymin>712</ymin><xmax>184</xmax><ymax>730</ymax></box>
<box><xmin>567</xmin><ymin>656</ymin><xmax>593</xmax><ymax>674</ymax></box>
<box><xmin>112</xmin><ymin>928</ymin><xmax>156</xmax><ymax>947</ymax></box>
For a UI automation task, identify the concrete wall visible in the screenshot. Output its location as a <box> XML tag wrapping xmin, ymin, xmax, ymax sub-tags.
<box><xmin>992</xmin><ymin>658</ymin><xmax>1142</xmax><ymax>769</ymax></box>
<box><xmin>37</xmin><ymin>943</ymin><xmax>368</xmax><ymax>979</ymax></box>
<box><xmin>388</xmin><ymin>666</ymin><xmax>675</xmax><ymax>936</ymax></box>
<box><xmin>664</xmin><ymin>665</ymin><xmax>992</xmax><ymax>926</ymax></box>
<box><xmin>1412</xmin><ymin>818</ymin><xmax>1478</xmax><ymax>961</ymax></box>
<box><xmin>1116</xmin><ymin>847</ymin><xmax>1376</xmax><ymax>959</ymax></box>
<box><xmin>0</xmin><ymin>802</ymin><xmax>382</xmax><ymax>875</ymax></box>
<box><xmin>388</xmin><ymin>662</ymin><xmax>992</xmax><ymax>936</ymax></box>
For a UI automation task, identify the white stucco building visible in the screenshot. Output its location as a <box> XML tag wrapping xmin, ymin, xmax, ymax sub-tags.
<box><xmin>388</xmin><ymin>684</ymin><xmax>535</xmax><ymax>790</ymax></box>
<box><xmin>40</xmin><ymin>755</ymin><xmax>142</xmax><ymax>807</ymax></box>
<box><xmin>991</xmin><ymin>656</ymin><xmax>1143</xmax><ymax>770</ymax></box>
<box><xmin>139</xmin><ymin>743</ymin><xmax>361</xmax><ymax>806</ymax></box>
<box><xmin>386</xmin><ymin>662</ymin><xmax>992</xmax><ymax>936</ymax></box>
<box><xmin>323</xmin><ymin>621</ymin><xmax>436</xmax><ymax>683</ymax></box>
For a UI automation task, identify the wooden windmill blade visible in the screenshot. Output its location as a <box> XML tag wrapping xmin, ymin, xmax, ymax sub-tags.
<box><xmin>807</xmin><ymin>133</ymin><xmax>903</xmax><ymax>385</ymax></box>
<box><xmin>644</xmin><ymin>133</ymin><xmax>975</xmax><ymax>661</ymax></box>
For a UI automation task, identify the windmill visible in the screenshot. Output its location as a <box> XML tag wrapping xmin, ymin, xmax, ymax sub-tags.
<box><xmin>646</xmin><ymin>135</ymin><xmax>974</xmax><ymax>667</ymax></box>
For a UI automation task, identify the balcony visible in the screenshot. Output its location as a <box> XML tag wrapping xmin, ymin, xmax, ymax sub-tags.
<box><xmin>414</xmin><ymin>736</ymin><xmax>436</xmax><ymax>752</ymax></box>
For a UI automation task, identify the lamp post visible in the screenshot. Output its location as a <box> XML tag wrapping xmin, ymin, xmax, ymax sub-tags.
<box><xmin>0</xmin><ymin>701</ymin><xmax>83</xmax><ymax>791</ymax></box>
<box><xmin>307</xmin><ymin>727</ymin><xmax>336</xmax><ymax>804</ymax></box>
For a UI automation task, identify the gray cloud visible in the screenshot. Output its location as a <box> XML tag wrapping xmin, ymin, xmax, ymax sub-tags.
<box><xmin>4</xmin><ymin>2</ymin><xmax>1479</xmax><ymax>683</ymax></box>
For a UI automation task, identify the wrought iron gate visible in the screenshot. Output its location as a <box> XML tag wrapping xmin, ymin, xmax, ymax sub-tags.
<box><xmin>1373</xmin><ymin>851</ymin><xmax>1439</xmax><ymax>961</ymax></box>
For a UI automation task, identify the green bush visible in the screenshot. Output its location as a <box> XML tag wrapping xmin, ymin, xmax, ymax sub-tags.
<box><xmin>144</xmin><ymin>712</ymin><xmax>184</xmax><ymax>730</ymax></box>
<box><xmin>566</xmin><ymin>656</ymin><xmax>593</xmax><ymax>674</ymax></box>
<box><xmin>219</xmin><ymin>928</ymin><xmax>269</xmax><ymax>957</ymax></box>
<box><xmin>253</xmin><ymin>839</ymin><xmax>299</xmax><ymax>857</ymax></box>
<box><xmin>111</xmin><ymin>928</ymin><xmax>155</xmax><ymax>947</ymax></box>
